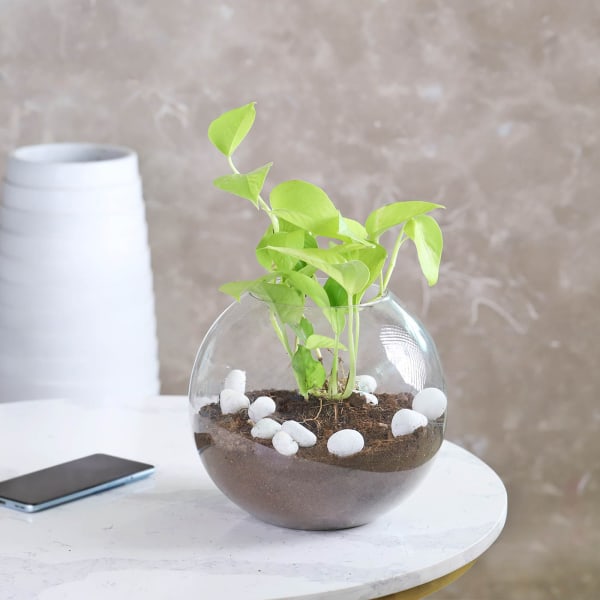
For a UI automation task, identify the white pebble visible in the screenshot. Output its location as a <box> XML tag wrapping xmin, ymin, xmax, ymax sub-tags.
<box><xmin>248</xmin><ymin>396</ymin><xmax>276</xmax><ymax>423</ymax></box>
<box><xmin>219</xmin><ymin>388</ymin><xmax>250</xmax><ymax>415</ymax></box>
<box><xmin>327</xmin><ymin>429</ymin><xmax>364</xmax><ymax>457</ymax></box>
<box><xmin>272</xmin><ymin>430</ymin><xmax>299</xmax><ymax>456</ymax></box>
<box><xmin>361</xmin><ymin>392</ymin><xmax>378</xmax><ymax>406</ymax></box>
<box><xmin>355</xmin><ymin>374</ymin><xmax>377</xmax><ymax>393</ymax></box>
<box><xmin>391</xmin><ymin>409</ymin><xmax>428</xmax><ymax>437</ymax></box>
<box><xmin>224</xmin><ymin>369</ymin><xmax>246</xmax><ymax>393</ymax></box>
<box><xmin>282</xmin><ymin>420</ymin><xmax>317</xmax><ymax>447</ymax></box>
<box><xmin>251</xmin><ymin>417</ymin><xmax>282</xmax><ymax>440</ymax></box>
<box><xmin>412</xmin><ymin>388</ymin><xmax>447</xmax><ymax>420</ymax></box>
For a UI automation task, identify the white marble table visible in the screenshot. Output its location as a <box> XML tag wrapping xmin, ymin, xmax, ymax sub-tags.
<box><xmin>0</xmin><ymin>396</ymin><xmax>507</xmax><ymax>600</ymax></box>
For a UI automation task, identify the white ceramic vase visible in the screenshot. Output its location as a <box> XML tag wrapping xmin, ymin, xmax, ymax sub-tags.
<box><xmin>0</xmin><ymin>143</ymin><xmax>160</xmax><ymax>402</ymax></box>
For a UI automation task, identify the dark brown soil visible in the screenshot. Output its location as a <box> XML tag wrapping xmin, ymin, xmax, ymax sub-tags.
<box><xmin>197</xmin><ymin>389</ymin><xmax>443</xmax><ymax>472</ymax></box>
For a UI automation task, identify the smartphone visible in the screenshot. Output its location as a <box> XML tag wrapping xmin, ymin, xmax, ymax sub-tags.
<box><xmin>0</xmin><ymin>453</ymin><xmax>155</xmax><ymax>513</ymax></box>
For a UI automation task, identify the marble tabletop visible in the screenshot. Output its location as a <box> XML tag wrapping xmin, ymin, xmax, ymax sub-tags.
<box><xmin>0</xmin><ymin>396</ymin><xmax>507</xmax><ymax>600</ymax></box>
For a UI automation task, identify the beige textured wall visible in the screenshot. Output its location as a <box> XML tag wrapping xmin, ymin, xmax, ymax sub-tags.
<box><xmin>1</xmin><ymin>1</ymin><xmax>598</xmax><ymax>598</ymax></box>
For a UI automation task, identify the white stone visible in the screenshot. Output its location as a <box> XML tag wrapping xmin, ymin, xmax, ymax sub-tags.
<box><xmin>282</xmin><ymin>420</ymin><xmax>317</xmax><ymax>447</ymax></box>
<box><xmin>355</xmin><ymin>374</ymin><xmax>377</xmax><ymax>394</ymax></box>
<box><xmin>224</xmin><ymin>369</ymin><xmax>246</xmax><ymax>394</ymax></box>
<box><xmin>272</xmin><ymin>430</ymin><xmax>299</xmax><ymax>456</ymax></box>
<box><xmin>412</xmin><ymin>388</ymin><xmax>447</xmax><ymax>420</ymax></box>
<box><xmin>362</xmin><ymin>392</ymin><xmax>378</xmax><ymax>406</ymax></box>
<box><xmin>248</xmin><ymin>396</ymin><xmax>276</xmax><ymax>423</ymax></box>
<box><xmin>219</xmin><ymin>389</ymin><xmax>250</xmax><ymax>415</ymax></box>
<box><xmin>250</xmin><ymin>418</ymin><xmax>282</xmax><ymax>440</ymax></box>
<box><xmin>327</xmin><ymin>429</ymin><xmax>364</xmax><ymax>457</ymax></box>
<box><xmin>391</xmin><ymin>409</ymin><xmax>428</xmax><ymax>437</ymax></box>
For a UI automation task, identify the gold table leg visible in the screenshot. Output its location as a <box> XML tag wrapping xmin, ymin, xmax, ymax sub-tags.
<box><xmin>378</xmin><ymin>561</ymin><xmax>475</xmax><ymax>600</ymax></box>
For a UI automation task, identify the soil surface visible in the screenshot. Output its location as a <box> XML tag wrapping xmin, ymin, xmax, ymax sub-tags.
<box><xmin>197</xmin><ymin>389</ymin><xmax>444</xmax><ymax>472</ymax></box>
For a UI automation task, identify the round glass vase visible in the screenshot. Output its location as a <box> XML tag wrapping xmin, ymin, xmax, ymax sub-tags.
<box><xmin>189</xmin><ymin>289</ymin><xmax>446</xmax><ymax>530</ymax></box>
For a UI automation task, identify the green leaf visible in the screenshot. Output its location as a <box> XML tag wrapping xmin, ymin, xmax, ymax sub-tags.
<box><xmin>365</xmin><ymin>201</ymin><xmax>444</xmax><ymax>240</ymax></box>
<box><xmin>333</xmin><ymin>261</ymin><xmax>371</xmax><ymax>294</ymax></box>
<box><xmin>219</xmin><ymin>280</ymin><xmax>253</xmax><ymax>301</ymax></box>
<box><xmin>292</xmin><ymin>345</ymin><xmax>326</xmax><ymax>397</ymax></box>
<box><xmin>208</xmin><ymin>102</ymin><xmax>256</xmax><ymax>157</ymax></box>
<box><xmin>337</xmin><ymin>217</ymin><xmax>373</xmax><ymax>246</ymax></box>
<box><xmin>305</xmin><ymin>334</ymin><xmax>347</xmax><ymax>351</ymax></box>
<box><xmin>270</xmin><ymin>180</ymin><xmax>339</xmax><ymax>234</ymax></box>
<box><xmin>218</xmin><ymin>274</ymin><xmax>277</xmax><ymax>301</ymax></box>
<box><xmin>281</xmin><ymin>271</ymin><xmax>331</xmax><ymax>309</ymax></box>
<box><xmin>324</xmin><ymin>277</ymin><xmax>348</xmax><ymax>307</ymax></box>
<box><xmin>265</xmin><ymin>246</ymin><xmax>370</xmax><ymax>295</ymax></box>
<box><xmin>339</xmin><ymin>241</ymin><xmax>387</xmax><ymax>290</ymax></box>
<box><xmin>272</xmin><ymin>208</ymin><xmax>340</xmax><ymax>237</ymax></box>
<box><xmin>256</xmin><ymin>228</ymin><xmax>306</xmax><ymax>271</ymax></box>
<box><xmin>266</xmin><ymin>245</ymin><xmax>344</xmax><ymax>270</ymax></box>
<box><xmin>213</xmin><ymin>163</ymin><xmax>272</xmax><ymax>207</ymax></box>
<box><xmin>292</xmin><ymin>316</ymin><xmax>314</xmax><ymax>343</ymax></box>
<box><xmin>322</xmin><ymin>279</ymin><xmax>347</xmax><ymax>335</ymax></box>
<box><xmin>278</xmin><ymin>247</ymin><xmax>371</xmax><ymax>295</ymax></box>
<box><xmin>251</xmin><ymin>281</ymin><xmax>304</xmax><ymax>325</ymax></box>
<box><xmin>404</xmin><ymin>215</ymin><xmax>443</xmax><ymax>286</ymax></box>
<box><xmin>283</xmin><ymin>270</ymin><xmax>348</xmax><ymax>335</ymax></box>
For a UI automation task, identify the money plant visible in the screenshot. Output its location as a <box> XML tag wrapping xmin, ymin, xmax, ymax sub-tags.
<box><xmin>209</xmin><ymin>102</ymin><xmax>443</xmax><ymax>401</ymax></box>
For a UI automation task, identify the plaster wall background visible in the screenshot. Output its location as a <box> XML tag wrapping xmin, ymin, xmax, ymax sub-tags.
<box><xmin>0</xmin><ymin>1</ymin><xmax>598</xmax><ymax>598</ymax></box>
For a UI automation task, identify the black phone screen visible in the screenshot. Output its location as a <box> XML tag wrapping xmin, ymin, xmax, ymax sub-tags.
<box><xmin>0</xmin><ymin>454</ymin><xmax>154</xmax><ymax>506</ymax></box>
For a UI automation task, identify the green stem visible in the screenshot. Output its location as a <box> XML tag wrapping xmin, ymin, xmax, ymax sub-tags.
<box><xmin>329</xmin><ymin>327</ymin><xmax>340</xmax><ymax>398</ymax></box>
<box><xmin>342</xmin><ymin>303</ymin><xmax>359</xmax><ymax>399</ymax></box>
<box><xmin>227</xmin><ymin>155</ymin><xmax>240</xmax><ymax>174</ymax></box>
<box><xmin>382</xmin><ymin>231</ymin><xmax>407</xmax><ymax>291</ymax></box>
<box><xmin>353</xmin><ymin>303</ymin><xmax>361</xmax><ymax>370</ymax></box>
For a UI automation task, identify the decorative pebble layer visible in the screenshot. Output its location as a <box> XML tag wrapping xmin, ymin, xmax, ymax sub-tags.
<box><xmin>207</xmin><ymin>370</ymin><xmax>445</xmax><ymax>465</ymax></box>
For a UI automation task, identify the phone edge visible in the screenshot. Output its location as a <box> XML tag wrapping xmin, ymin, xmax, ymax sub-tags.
<box><xmin>0</xmin><ymin>466</ymin><xmax>155</xmax><ymax>513</ymax></box>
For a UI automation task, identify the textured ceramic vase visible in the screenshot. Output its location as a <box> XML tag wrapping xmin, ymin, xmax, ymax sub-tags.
<box><xmin>190</xmin><ymin>290</ymin><xmax>446</xmax><ymax>530</ymax></box>
<box><xmin>0</xmin><ymin>143</ymin><xmax>160</xmax><ymax>401</ymax></box>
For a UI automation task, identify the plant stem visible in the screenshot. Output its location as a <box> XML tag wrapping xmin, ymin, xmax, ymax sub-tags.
<box><xmin>354</xmin><ymin>304</ymin><xmax>361</xmax><ymax>368</ymax></box>
<box><xmin>227</xmin><ymin>155</ymin><xmax>239</xmax><ymax>174</ymax></box>
<box><xmin>329</xmin><ymin>327</ymin><xmax>340</xmax><ymax>398</ymax></box>
<box><xmin>342</xmin><ymin>303</ymin><xmax>359</xmax><ymax>399</ymax></box>
<box><xmin>382</xmin><ymin>231</ymin><xmax>407</xmax><ymax>291</ymax></box>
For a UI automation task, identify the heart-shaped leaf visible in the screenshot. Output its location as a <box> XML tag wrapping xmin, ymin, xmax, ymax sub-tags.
<box><xmin>292</xmin><ymin>345</ymin><xmax>326</xmax><ymax>397</ymax></box>
<box><xmin>213</xmin><ymin>163</ymin><xmax>272</xmax><ymax>207</ymax></box>
<box><xmin>219</xmin><ymin>274</ymin><xmax>275</xmax><ymax>301</ymax></box>
<box><xmin>256</xmin><ymin>228</ymin><xmax>306</xmax><ymax>271</ymax></box>
<box><xmin>339</xmin><ymin>241</ymin><xmax>387</xmax><ymax>290</ymax></box>
<box><xmin>404</xmin><ymin>215</ymin><xmax>443</xmax><ymax>286</ymax></box>
<box><xmin>337</xmin><ymin>217</ymin><xmax>372</xmax><ymax>246</ymax></box>
<box><xmin>251</xmin><ymin>281</ymin><xmax>304</xmax><ymax>325</ymax></box>
<box><xmin>365</xmin><ymin>201</ymin><xmax>444</xmax><ymax>240</ymax></box>
<box><xmin>323</xmin><ymin>277</ymin><xmax>348</xmax><ymax>304</ymax></box>
<box><xmin>333</xmin><ymin>261</ymin><xmax>370</xmax><ymax>295</ymax></box>
<box><xmin>292</xmin><ymin>317</ymin><xmax>314</xmax><ymax>343</ymax></box>
<box><xmin>265</xmin><ymin>246</ymin><xmax>371</xmax><ymax>296</ymax></box>
<box><xmin>271</xmin><ymin>180</ymin><xmax>339</xmax><ymax>234</ymax></box>
<box><xmin>208</xmin><ymin>102</ymin><xmax>256</xmax><ymax>157</ymax></box>
<box><xmin>305</xmin><ymin>334</ymin><xmax>347</xmax><ymax>351</ymax></box>
<box><xmin>282</xmin><ymin>271</ymin><xmax>331</xmax><ymax>309</ymax></box>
